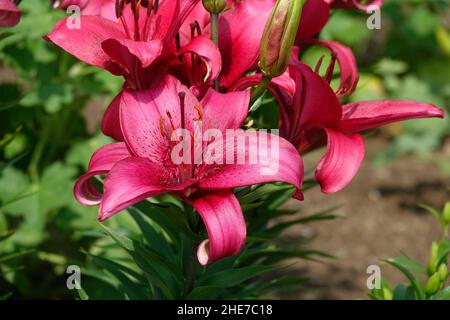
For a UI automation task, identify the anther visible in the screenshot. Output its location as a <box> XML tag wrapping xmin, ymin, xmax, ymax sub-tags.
<box><xmin>179</xmin><ymin>92</ymin><xmax>186</xmax><ymax>130</ymax></box>
<box><xmin>325</xmin><ymin>52</ymin><xmax>337</xmax><ymax>84</ymax></box>
<box><xmin>194</xmin><ymin>104</ymin><xmax>203</xmax><ymax>121</ymax></box>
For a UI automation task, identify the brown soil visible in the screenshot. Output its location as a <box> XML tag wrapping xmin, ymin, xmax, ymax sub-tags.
<box><xmin>280</xmin><ymin>138</ymin><xmax>450</xmax><ymax>300</ymax></box>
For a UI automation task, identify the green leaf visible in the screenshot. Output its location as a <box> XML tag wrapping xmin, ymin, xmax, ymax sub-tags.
<box><xmin>392</xmin><ymin>284</ymin><xmax>417</xmax><ymax>300</ymax></box>
<box><xmin>384</xmin><ymin>258</ymin><xmax>425</xmax><ymax>300</ymax></box>
<box><xmin>198</xmin><ymin>265</ymin><xmax>279</xmax><ymax>288</ymax></box>
<box><xmin>185</xmin><ymin>286</ymin><xmax>224</xmax><ymax>300</ymax></box>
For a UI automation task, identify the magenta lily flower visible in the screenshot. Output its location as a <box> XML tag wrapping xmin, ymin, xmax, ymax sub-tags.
<box><xmin>74</xmin><ymin>75</ymin><xmax>303</xmax><ymax>265</ymax></box>
<box><xmin>0</xmin><ymin>0</ymin><xmax>20</xmax><ymax>27</ymax></box>
<box><xmin>233</xmin><ymin>60</ymin><xmax>444</xmax><ymax>193</ymax></box>
<box><xmin>46</xmin><ymin>0</ymin><xmax>221</xmax><ymax>141</ymax></box>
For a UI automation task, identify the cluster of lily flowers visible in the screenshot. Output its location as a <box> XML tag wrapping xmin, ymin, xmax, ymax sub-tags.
<box><xmin>1</xmin><ymin>0</ymin><xmax>445</xmax><ymax>266</ymax></box>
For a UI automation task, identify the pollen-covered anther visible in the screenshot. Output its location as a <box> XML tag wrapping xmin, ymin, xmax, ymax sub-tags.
<box><xmin>194</xmin><ymin>104</ymin><xmax>203</xmax><ymax>121</ymax></box>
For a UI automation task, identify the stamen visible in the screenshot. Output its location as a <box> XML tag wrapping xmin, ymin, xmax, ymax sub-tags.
<box><xmin>166</xmin><ymin>111</ymin><xmax>176</xmax><ymax>132</ymax></box>
<box><xmin>179</xmin><ymin>92</ymin><xmax>186</xmax><ymax>130</ymax></box>
<box><xmin>314</xmin><ymin>55</ymin><xmax>326</xmax><ymax>74</ymax></box>
<box><xmin>159</xmin><ymin>116</ymin><xmax>169</xmax><ymax>139</ymax></box>
<box><xmin>175</xmin><ymin>33</ymin><xmax>181</xmax><ymax>51</ymax></box>
<box><xmin>324</xmin><ymin>52</ymin><xmax>338</xmax><ymax>84</ymax></box>
<box><xmin>154</xmin><ymin>0</ymin><xmax>159</xmax><ymax>13</ymax></box>
<box><xmin>194</xmin><ymin>104</ymin><xmax>203</xmax><ymax>121</ymax></box>
<box><xmin>190</xmin><ymin>21</ymin><xmax>201</xmax><ymax>40</ymax></box>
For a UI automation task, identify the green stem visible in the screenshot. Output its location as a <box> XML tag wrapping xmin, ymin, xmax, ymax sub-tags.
<box><xmin>211</xmin><ymin>13</ymin><xmax>220</xmax><ymax>91</ymax></box>
<box><xmin>250</xmin><ymin>76</ymin><xmax>271</xmax><ymax>106</ymax></box>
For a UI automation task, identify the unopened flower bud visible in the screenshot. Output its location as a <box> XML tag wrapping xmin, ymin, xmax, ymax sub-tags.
<box><xmin>443</xmin><ymin>202</ymin><xmax>450</xmax><ymax>224</ymax></box>
<box><xmin>260</xmin><ymin>0</ymin><xmax>303</xmax><ymax>78</ymax></box>
<box><xmin>438</xmin><ymin>263</ymin><xmax>449</xmax><ymax>283</ymax></box>
<box><xmin>427</xmin><ymin>242</ymin><xmax>439</xmax><ymax>275</ymax></box>
<box><xmin>425</xmin><ymin>273</ymin><xmax>441</xmax><ymax>296</ymax></box>
<box><xmin>202</xmin><ymin>0</ymin><xmax>227</xmax><ymax>14</ymax></box>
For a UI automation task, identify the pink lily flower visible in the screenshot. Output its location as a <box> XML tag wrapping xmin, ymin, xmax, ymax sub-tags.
<box><xmin>233</xmin><ymin>60</ymin><xmax>444</xmax><ymax>193</ymax></box>
<box><xmin>46</xmin><ymin>0</ymin><xmax>221</xmax><ymax>140</ymax></box>
<box><xmin>0</xmin><ymin>0</ymin><xmax>20</xmax><ymax>27</ymax></box>
<box><xmin>74</xmin><ymin>75</ymin><xmax>304</xmax><ymax>265</ymax></box>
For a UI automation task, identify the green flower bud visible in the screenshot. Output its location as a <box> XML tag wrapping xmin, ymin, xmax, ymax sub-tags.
<box><xmin>438</xmin><ymin>263</ymin><xmax>449</xmax><ymax>283</ymax></box>
<box><xmin>427</xmin><ymin>242</ymin><xmax>439</xmax><ymax>275</ymax></box>
<box><xmin>202</xmin><ymin>0</ymin><xmax>227</xmax><ymax>14</ymax></box>
<box><xmin>382</xmin><ymin>288</ymin><xmax>393</xmax><ymax>300</ymax></box>
<box><xmin>443</xmin><ymin>202</ymin><xmax>450</xmax><ymax>224</ymax></box>
<box><xmin>426</xmin><ymin>273</ymin><xmax>441</xmax><ymax>296</ymax></box>
<box><xmin>260</xmin><ymin>0</ymin><xmax>303</xmax><ymax>78</ymax></box>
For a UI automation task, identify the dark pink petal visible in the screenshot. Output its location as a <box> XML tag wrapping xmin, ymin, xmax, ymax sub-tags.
<box><xmin>119</xmin><ymin>75</ymin><xmax>200</xmax><ymax>160</ymax></box>
<box><xmin>0</xmin><ymin>0</ymin><xmax>20</xmax><ymax>28</ymax></box>
<box><xmin>284</xmin><ymin>61</ymin><xmax>342</xmax><ymax>148</ymax></box>
<box><xmin>99</xmin><ymin>157</ymin><xmax>182</xmax><ymax>221</ymax></box>
<box><xmin>74</xmin><ymin>142</ymin><xmax>131</xmax><ymax>206</ymax></box>
<box><xmin>45</xmin><ymin>16</ymin><xmax>126</xmax><ymax>72</ymax></box>
<box><xmin>199</xmin><ymin>131</ymin><xmax>304</xmax><ymax>200</ymax></box>
<box><xmin>101</xmin><ymin>92</ymin><xmax>124</xmax><ymax>141</ymax></box>
<box><xmin>177</xmin><ymin>35</ymin><xmax>222</xmax><ymax>83</ymax></box>
<box><xmin>304</xmin><ymin>40</ymin><xmax>359</xmax><ymax>98</ymax></box>
<box><xmin>189</xmin><ymin>190</ymin><xmax>246</xmax><ymax>265</ymax></box>
<box><xmin>102</xmin><ymin>38</ymin><xmax>163</xmax><ymax>69</ymax></box>
<box><xmin>200</xmin><ymin>88</ymin><xmax>250</xmax><ymax>133</ymax></box>
<box><xmin>315</xmin><ymin>128</ymin><xmax>365</xmax><ymax>193</ymax></box>
<box><xmin>336</xmin><ymin>100</ymin><xmax>446</xmax><ymax>133</ymax></box>
<box><xmin>296</xmin><ymin>0</ymin><xmax>330</xmax><ymax>42</ymax></box>
<box><xmin>218</xmin><ymin>0</ymin><xmax>274</xmax><ymax>88</ymax></box>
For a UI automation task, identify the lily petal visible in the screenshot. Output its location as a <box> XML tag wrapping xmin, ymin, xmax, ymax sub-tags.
<box><xmin>286</xmin><ymin>61</ymin><xmax>342</xmax><ymax>148</ymax></box>
<box><xmin>189</xmin><ymin>190</ymin><xmax>246</xmax><ymax>266</ymax></box>
<box><xmin>99</xmin><ymin>157</ymin><xmax>175</xmax><ymax>221</ymax></box>
<box><xmin>101</xmin><ymin>92</ymin><xmax>124</xmax><ymax>141</ymax></box>
<box><xmin>315</xmin><ymin>128</ymin><xmax>365</xmax><ymax>193</ymax></box>
<box><xmin>45</xmin><ymin>16</ymin><xmax>126</xmax><ymax>72</ymax></box>
<box><xmin>336</xmin><ymin>100</ymin><xmax>445</xmax><ymax>133</ymax></box>
<box><xmin>74</xmin><ymin>142</ymin><xmax>131</xmax><ymax>206</ymax></box>
<box><xmin>102</xmin><ymin>38</ymin><xmax>163</xmax><ymax>69</ymax></box>
<box><xmin>0</xmin><ymin>0</ymin><xmax>20</xmax><ymax>27</ymax></box>
<box><xmin>199</xmin><ymin>131</ymin><xmax>304</xmax><ymax>200</ymax></box>
<box><xmin>200</xmin><ymin>88</ymin><xmax>250</xmax><ymax>133</ymax></box>
<box><xmin>218</xmin><ymin>0</ymin><xmax>274</xmax><ymax>88</ymax></box>
<box><xmin>296</xmin><ymin>0</ymin><xmax>330</xmax><ymax>42</ymax></box>
<box><xmin>177</xmin><ymin>35</ymin><xmax>222</xmax><ymax>83</ymax></box>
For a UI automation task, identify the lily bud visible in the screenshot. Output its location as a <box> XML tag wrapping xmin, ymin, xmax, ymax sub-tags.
<box><xmin>427</xmin><ymin>241</ymin><xmax>439</xmax><ymax>275</ymax></box>
<box><xmin>260</xmin><ymin>0</ymin><xmax>303</xmax><ymax>78</ymax></box>
<box><xmin>425</xmin><ymin>273</ymin><xmax>441</xmax><ymax>296</ymax></box>
<box><xmin>202</xmin><ymin>0</ymin><xmax>227</xmax><ymax>14</ymax></box>
<box><xmin>443</xmin><ymin>202</ymin><xmax>450</xmax><ymax>224</ymax></box>
<box><xmin>438</xmin><ymin>263</ymin><xmax>449</xmax><ymax>283</ymax></box>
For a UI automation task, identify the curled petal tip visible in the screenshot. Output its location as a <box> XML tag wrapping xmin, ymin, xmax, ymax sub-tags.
<box><xmin>197</xmin><ymin>239</ymin><xmax>211</xmax><ymax>266</ymax></box>
<box><xmin>293</xmin><ymin>189</ymin><xmax>304</xmax><ymax>201</ymax></box>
